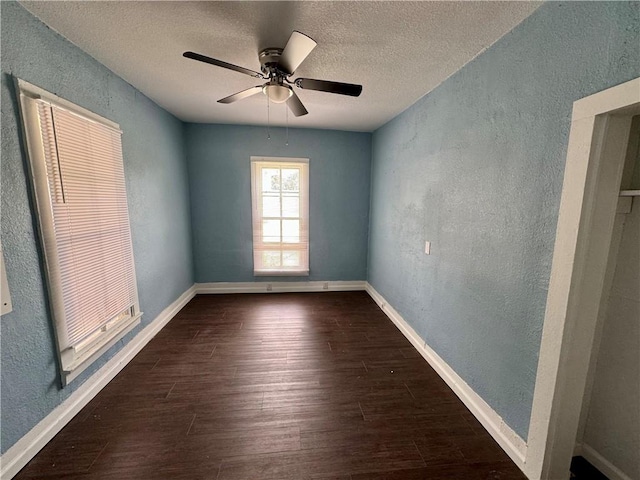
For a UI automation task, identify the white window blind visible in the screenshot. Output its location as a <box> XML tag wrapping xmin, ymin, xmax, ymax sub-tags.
<box><xmin>251</xmin><ymin>157</ymin><xmax>309</xmax><ymax>276</ymax></box>
<box><xmin>18</xmin><ymin>79</ymin><xmax>141</xmax><ymax>384</ymax></box>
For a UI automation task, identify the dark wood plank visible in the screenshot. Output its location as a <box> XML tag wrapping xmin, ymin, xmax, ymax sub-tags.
<box><xmin>15</xmin><ymin>292</ymin><xmax>525</xmax><ymax>479</ymax></box>
<box><xmin>351</xmin><ymin>461</ymin><xmax>526</xmax><ymax>479</ymax></box>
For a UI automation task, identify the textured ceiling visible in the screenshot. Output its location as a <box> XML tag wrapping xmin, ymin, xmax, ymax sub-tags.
<box><xmin>20</xmin><ymin>1</ymin><xmax>540</xmax><ymax>132</ymax></box>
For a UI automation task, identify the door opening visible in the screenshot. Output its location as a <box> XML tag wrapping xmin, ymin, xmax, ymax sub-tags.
<box><xmin>525</xmin><ymin>78</ymin><xmax>640</xmax><ymax>480</ymax></box>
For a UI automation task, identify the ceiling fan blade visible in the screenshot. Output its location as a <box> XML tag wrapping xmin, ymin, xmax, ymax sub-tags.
<box><xmin>183</xmin><ymin>51</ymin><xmax>264</xmax><ymax>79</ymax></box>
<box><xmin>287</xmin><ymin>91</ymin><xmax>308</xmax><ymax>117</ymax></box>
<box><xmin>278</xmin><ymin>31</ymin><xmax>317</xmax><ymax>75</ymax></box>
<box><xmin>218</xmin><ymin>86</ymin><xmax>264</xmax><ymax>104</ymax></box>
<box><xmin>295</xmin><ymin>78</ymin><xmax>362</xmax><ymax>97</ymax></box>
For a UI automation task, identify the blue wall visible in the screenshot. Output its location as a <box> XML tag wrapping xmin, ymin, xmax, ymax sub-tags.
<box><xmin>368</xmin><ymin>1</ymin><xmax>640</xmax><ymax>439</ymax></box>
<box><xmin>0</xmin><ymin>2</ymin><xmax>193</xmax><ymax>452</ymax></box>
<box><xmin>186</xmin><ymin>124</ymin><xmax>371</xmax><ymax>282</ymax></box>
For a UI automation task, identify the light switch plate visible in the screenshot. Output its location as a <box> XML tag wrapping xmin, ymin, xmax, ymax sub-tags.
<box><xmin>424</xmin><ymin>241</ymin><xmax>431</xmax><ymax>255</ymax></box>
<box><xmin>1</xmin><ymin>245</ymin><xmax>12</xmax><ymax>315</ymax></box>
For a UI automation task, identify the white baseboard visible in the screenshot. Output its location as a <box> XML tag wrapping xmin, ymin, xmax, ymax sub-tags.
<box><xmin>0</xmin><ymin>285</ymin><xmax>196</xmax><ymax>480</ymax></box>
<box><xmin>581</xmin><ymin>443</ymin><xmax>633</xmax><ymax>480</ymax></box>
<box><xmin>195</xmin><ymin>280</ymin><xmax>366</xmax><ymax>294</ymax></box>
<box><xmin>365</xmin><ymin>282</ymin><xmax>528</xmax><ymax>471</ymax></box>
<box><xmin>574</xmin><ymin>442</ymin><xmax>583</xmax><ymax>457</ymax></box>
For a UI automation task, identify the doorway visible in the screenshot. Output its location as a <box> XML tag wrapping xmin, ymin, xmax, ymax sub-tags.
<box><xmin>573</xmin><ymin>115</ymin><xmax>639</xmax><ymax>479</ymax></box>
<box><xmin>524</xmin><ymin>78</ymin><xmax>640</xmax><ymax>480</ymax></box>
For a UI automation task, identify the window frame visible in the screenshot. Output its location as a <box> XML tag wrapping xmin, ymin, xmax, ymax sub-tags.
<box><xmin>16</xmin><ymin>78</ymin><xmax>142</xmax><ymax>385</ymax></box>
<box><xmin>250</xmin><ymin>156</ymin><xmax>310</xmax><ymax>276</ymax></box>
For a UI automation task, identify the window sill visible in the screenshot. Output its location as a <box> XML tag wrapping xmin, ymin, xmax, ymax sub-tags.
<box><xmin>60</xmin><ymin>313</ymin><xmax>142</xmax><ymax>385</ymax></box>
<box><xmin>254</xmin><ymin>270</ymin><xmax>309</xmax><ymax>277</ymax></box>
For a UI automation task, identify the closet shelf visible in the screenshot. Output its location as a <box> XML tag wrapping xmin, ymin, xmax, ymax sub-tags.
<box><xmin>619</xmin><ymin>190</ymin><xmax>640</xmax><ymax>197</ymax></box>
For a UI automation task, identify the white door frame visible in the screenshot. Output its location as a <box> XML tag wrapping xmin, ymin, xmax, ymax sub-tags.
<box><xmin>524</xmin><ymin>77</ymin><xmax>640</xmax><ymax>480</ymax></box>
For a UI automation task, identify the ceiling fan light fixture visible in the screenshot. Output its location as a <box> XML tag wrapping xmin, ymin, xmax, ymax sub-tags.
<box><xmin>263</xmin><ymin>84</ymin><xmax>292</xmax><ymax>103</ymax></box>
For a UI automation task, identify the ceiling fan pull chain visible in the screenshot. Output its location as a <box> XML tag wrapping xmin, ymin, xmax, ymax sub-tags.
<box><xmin>267</xmin><ymin>96</ymin><xmax>271</xmax><ymax>140</ymax></box>
<box><xmin>286</xmin><ymin>105</ymin><xmax>289</xmax><ymax>146</ymax></box>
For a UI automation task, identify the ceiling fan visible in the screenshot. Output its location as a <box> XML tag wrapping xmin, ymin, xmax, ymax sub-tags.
<box><xmin>183</xmin><ymin>31</ymin><xmax>362</xmax><ymax>117</ymax></box>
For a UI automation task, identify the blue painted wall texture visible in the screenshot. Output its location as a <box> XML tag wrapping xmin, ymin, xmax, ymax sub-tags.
<box><xmin>1</xmin><ymin>2</ymin><xmax>193</xmax><ymax>452</ymax></box>
<box><xmin>185</xmin><ymin>124</ymin><xmax>371</xmax><ymax>282</ymax></box>
<box><xmin>368</xmin><ymin>1</ymin><xmax>640</xmax><ymax>439</ymax></box>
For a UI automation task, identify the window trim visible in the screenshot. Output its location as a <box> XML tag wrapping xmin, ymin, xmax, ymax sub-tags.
<box><xmin>16</xmin><ymin>78</ymin><xmax>142</xmax><ymax>385</ymax></box>
<box><xmin>250</xmin><ymin>156</ymin><xmax>310</xmax><ymax>276</ymax></box>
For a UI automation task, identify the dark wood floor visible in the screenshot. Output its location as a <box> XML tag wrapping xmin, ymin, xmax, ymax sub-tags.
<box><xmin>16</xmin><ymin>292</ymin><xmax>526</xmax><ymax>479</ymax></box>
<box><xmin>570</xmin><ymin>457</ymin><xmax>609</xmax><ymax>480</ymax></box>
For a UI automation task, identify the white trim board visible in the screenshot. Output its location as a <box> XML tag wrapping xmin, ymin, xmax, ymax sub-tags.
<box><xmin>364</xmin><ymin>282</ymin><xmax>528</xmax><ymax>471</ymax></box>
<box><xmin>0</xmin><ymin>286</ymin><xmax>196</xmax><ymax>480</ymax></box>
<box><xmin>195</xmin><ymin>280</ymin><xmax>366</xmax><ymax>294</ymax></box>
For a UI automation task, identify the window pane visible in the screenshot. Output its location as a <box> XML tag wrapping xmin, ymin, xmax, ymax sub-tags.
<box><xmin>251</xmin><ymin>159</ymin><xmax>308</xmax><ymax>276</ymax></box>
<box><xmin>262</xmin><ymin>251</ymin><xmax>281</xmax><ymax>267</ymax></box>
<box><xmin>262</xmin><ymin>168</ymin><xmax>280</xmax><ymax>192</ymax></box>
<box><xmin>283</xmin><ymin>251</ymin><xmax>300</xmax><ymax>267</ymax></box>
<box><xmin>281</xmin><ymin>169</ymin><xmax>299</xmax><ymax>192</ymax></box>
<box><xmin>282</xmin><ymin>195</ymin><xmax>299</xmax><ymax>218</ymax></box>
<box><xmin>282</xmin><ymin>219</ymin><xmax>299</xmax><ymax>243</ymax></box>
<box><xmin>263</xmin><ymin>219</ymin><xmax>280</xmax><ymax>243</ymax></box>
<box><xmin>262</xmin><ymin>195</ymin><xmax>280</xmax><ymax>217</ymax></box>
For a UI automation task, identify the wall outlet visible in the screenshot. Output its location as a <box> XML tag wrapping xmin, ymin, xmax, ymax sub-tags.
<box><xmin>323</xmin><ymin>282</ymin><xmax>329</xmax><ymax>290</ymax></box>
<box><xmin>424</xmin><ymin>241</ymin><xmax>431</xmax><ymax>255</ymax></box>
<box><xmin>266</xmin><ymin>283</ymin><xmax>272</xmax><ymax>292</ymax></box>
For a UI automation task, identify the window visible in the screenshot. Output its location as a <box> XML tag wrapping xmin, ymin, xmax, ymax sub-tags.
<box><xmin>251</xmin><ymin>157</ymin><xmax>309</xmax><ymax>276</ymax></box>
<box><xmin>17</xmin><ymin>79</ymin><xmax>141</xmax><ymax>385</ymax></box>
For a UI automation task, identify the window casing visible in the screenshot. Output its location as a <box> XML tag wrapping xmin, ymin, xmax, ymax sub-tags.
<box><xmin>17</xmin><ymin>79</ymin><xmax>141</xmax><ymax>385</ymax></box>
<box><xmin>251</xmin><ymin>157</ymin><xmax>309</xmax><ymax>276</ymax></box>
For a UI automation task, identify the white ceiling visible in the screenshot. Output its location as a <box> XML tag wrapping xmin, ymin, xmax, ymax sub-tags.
<box><xmin>20</xmin><ymin>1</ymin><xmax>540</xmax><ymax>132</ymax></box>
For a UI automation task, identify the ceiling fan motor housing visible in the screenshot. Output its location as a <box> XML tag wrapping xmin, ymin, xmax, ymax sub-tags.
<box><xmin>259</xmin><ymin>48</ymin><xmax>285</xmax><ymax>77</ymax></box>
